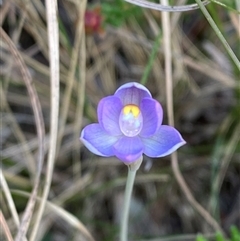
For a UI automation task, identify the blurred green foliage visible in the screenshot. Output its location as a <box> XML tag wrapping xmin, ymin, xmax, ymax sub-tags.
<box><xmin>196</xmin><ymin>226</ymin><xmax>240</xmax><ymax>241</ymax></box>
<box><xmin>101</xmin><ymin>0</ymin><xmax>142</xmax><ymax>27</ymax></box>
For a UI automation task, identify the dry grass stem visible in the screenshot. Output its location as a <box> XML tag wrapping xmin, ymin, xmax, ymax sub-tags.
<box><xmin>0</xmin><ymin>86</ymin><xmax>36</xmax><ymax>175</ymax></box>
<box><xmin>72</xmin><ymin>0</ymin><xmax>87</xmax><ymax>178</ymax></box>
<box><xmin>29</xmin><ymin>0</ymin><xmax>59</xmax><ymax>240</ymax></box>
<box><xmin>0</xmin><ymin>211</ymin><xmax>14</xmax><ymax>241</ymax></box>
<box><xmin>0</xmin><ymin>1</ymin><xmax>10</xmax><ymax>26</ymax></box>
<box><xmin>57</xmin><ymin>1</ymin><xmax>86</xmax><ymax>153</ymax></box>
<box><xmin>229</xmin><ymin>12</ymin><xmax>240</xmax><ymax>37</ymax></box>
<box><xmin>161</xmin><ymin>0</ymin><xmax>223</xmax><ymax>233</ymax></box>
<box><xmin>1</xmin><ymin>0</ymin><xmax>238</xmax><ymax>239</ymax></box>
<box><xmin>0</xmin><ymin>170</ymin><xmax>20</xmax><ymax>228</ymax></box>
<box><xmin>217</xmin><ymin>123</ymin><xmax>240</xmax><ymax>192</ymax></box>
<box><xmin>12</xmin><ymin>190</ymin><xmax>95</xmax><ymax>241</ymax></box>
<box><xmin>0</xmin><ymin>27</ymin><xmax>45</xmax><ymax>241</ymax></box>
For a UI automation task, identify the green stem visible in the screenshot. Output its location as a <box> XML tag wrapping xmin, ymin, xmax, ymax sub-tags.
<box><xmin>120</xmin><ymin>167</ymin><xmax>137</xmax><ymax>241</ymax></box>
<box><xmin>195</xmin><ymin>0</ymin><xmax>240</xmax><ymax>71</ymax></box>
<box><xmin>141</xmin><ymin>31</ymin><xmax>162</xmax><ymax>85</ymax></box>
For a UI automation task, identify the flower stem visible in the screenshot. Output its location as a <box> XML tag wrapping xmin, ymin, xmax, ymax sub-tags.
<box><xmin>195</xmin><ymin>0</ymin><xmax>240</xmax><ymax>71</ymax></box>
<box><xmin>120</xmin><ymin>167</ymin><xmax>137</xmax><ymax>241</ymax></box>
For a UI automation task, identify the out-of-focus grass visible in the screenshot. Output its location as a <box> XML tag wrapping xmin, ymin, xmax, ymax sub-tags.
<box><xmin>196</xmin><ymin>226</ymin><xmax>240</xmax><ymax>241</ymax></box>
<box><xmin>1</xmin><ymin>0</ymin><xmax>239</xmax><ymax>240</ymax></box>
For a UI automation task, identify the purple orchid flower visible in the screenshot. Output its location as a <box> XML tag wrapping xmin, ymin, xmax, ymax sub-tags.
<box><xmin>80</xmin><ymin>82</ymin><xmax>186</xmax><ymax>163</ymax></box>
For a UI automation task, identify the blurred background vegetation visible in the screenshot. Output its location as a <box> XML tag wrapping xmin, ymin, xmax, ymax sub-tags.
<box><xmin>0</xmin><ymin>0</ymin><xmax>239</xmax><ymax>241</ymax></box>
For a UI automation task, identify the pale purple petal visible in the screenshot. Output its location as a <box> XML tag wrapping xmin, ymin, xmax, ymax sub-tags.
<box><xmin>113</xmin><ymin>136</ymin><xmax>143</xmax><ymax>163</ymax></box>
<box><xmin>80</xmin><ymin>124</ymin><xmax>119</xmax><ymax>156</ymax></box>
<box><xmin>142</xmin><ymin>125</ymin><xmax>186</xmax><ymax>157</ymax></box>
<box><xmin>114</xmin><ymin>82</ymin><xmax>152</xmax><ymax>106</ymax></box>
<box><xmin>97</xmin><ymin>96</ymin><xmax>122</xmax><ymax>135</ymax></box>
<box><xmin>140</xmin><ymin>98</ymin><xmax>163</xmax><ymax>137</ymax></box>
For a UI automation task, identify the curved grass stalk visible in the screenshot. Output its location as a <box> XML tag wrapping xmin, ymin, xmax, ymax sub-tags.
<box><xmin>195</xmin><ymin>0</ymin><xmax>240</xmax><ymax>71</ymax></box>
<box><xmin>0</xmin><ymin>27</ymin><xmax>45</xmax><ymax>241</ymax></box>
<box><xmin>0</xmin><ymin>168</ymin><xmax>20</xmax><ymax>229</ymax></box>
<box><xmin>12</xmin><ymin>190</ymin><xmax>95</xmax><ymax>241</ymax></box>
<box><xmin>209</xmin><ymin>0</ymin><xmax>240</xmax><ymax>14</ymax></box>
<box><xmin>125</xmin><ymin>0</ymin><xmax>210</xmax><ymax>12</ymax></box>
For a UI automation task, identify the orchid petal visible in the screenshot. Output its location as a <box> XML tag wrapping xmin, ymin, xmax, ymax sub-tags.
<box><xmin>98</xmin><ymin>96</ymin><xmax>122</xmax><ymax>135</ymax></box>
<box><xmin>80</xmin><ymin>124</ymin><xmax>119</xmax><ymax>156</ymax></box>
<box><xmin>142</xmin><ymin>125</ymin><xmax>186</xmax><ymax>157</ymax></box>
<box><xmin>140</xmin><ymin>98</ymin><xmax>163</xmax><ymax>137</ymax></box>
<box><xmin>115</xmin><ymin>82</ymin><xmax>152</xmax><ymax>106</ymax></box>
<box><xmin>113</xmin><ymin>136</ymin><xmax>143</xmax><ymax>163</ymax></box>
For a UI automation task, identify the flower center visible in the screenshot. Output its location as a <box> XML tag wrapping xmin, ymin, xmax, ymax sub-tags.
<box><xmin>119</xmin><ymin>104</ymin><xmax>143</xmax><ymax>137</ymax></box>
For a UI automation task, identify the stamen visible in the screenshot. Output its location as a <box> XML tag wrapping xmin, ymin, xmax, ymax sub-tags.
<box><xmin>119</xmin><ymin>105</ymin><xmax>143</xmax><ymax>137</ymax></box>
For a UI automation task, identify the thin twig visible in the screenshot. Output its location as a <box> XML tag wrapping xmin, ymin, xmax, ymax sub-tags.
<box><xmin>29</xmin><ymin>0</ymin><xmax>59</xmax><ymax>240</ymax></box>
<box><xmin>0</xmin><ymin>27</ymin><xmax>45</xmax><ymax>241</ymax></box>
<box><xmin>160</xmin><ymin>0</ymin><xmax>224</xmax><ymax>233</ymax></box>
